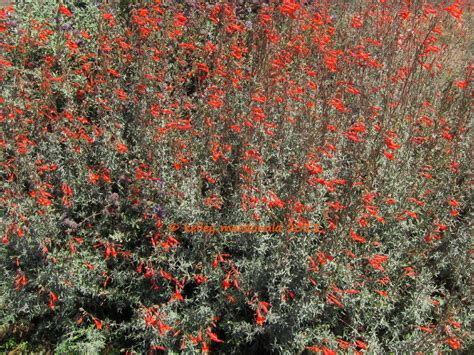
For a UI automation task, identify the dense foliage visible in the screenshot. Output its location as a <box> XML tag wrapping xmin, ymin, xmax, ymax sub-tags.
<box><xmin>1</xmin><ymin>0</ymin><xmax>472</xmax><ymax>353</ymax></box>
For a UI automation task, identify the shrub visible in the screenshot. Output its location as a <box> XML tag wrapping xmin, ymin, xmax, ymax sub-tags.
<box><xmin>1</xmin><ymin>0</ymin><xmax>472</xmax><ymax>353</ymax></box>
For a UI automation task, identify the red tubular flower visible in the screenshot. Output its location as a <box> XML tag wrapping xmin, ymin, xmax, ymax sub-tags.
<box><xmin>444</xmin><ymin>3</ymin><xmax>463</xmax><ymax>21</ymax></box>
<box><xmin>305</xmin><ymin>161</ymin><xmax>323</xmax><ymax>175</ymax></box>
<box><xmin>267</xmin><ymin>191</ymin><xmax>285</xmax><ymax>209</ymax></box>
<box><xmin>15</xmin><ymin>272</ymin><xmax>28</xmax><ymax>291</ymax></box>
<box><xmin>221</xmin><ymin>273</ymin><xmax>231</xmax><ymax>290</ymax></box>
<box><xmin>206</xmin><ymin>328</ymin><xmax>224</xmax><ymax>343</ymax></box>
<box><xmin>321</xmin><ymin>346</ymin><xmax>337</xmax><ymax>355</ymax></box>
<box><xmin>92</xmin><ymin>317</ymin><xmax>103</xmax><ymax>330</ymax></box>
<box><xmin>455</xmin><ymin>80</ymin><xmax>468</xmax><ymax>88</ymax></box>
<box><xmin>354</xmin><ymin>340</ymin><xmax>368</xmax><ymax>350</ymax></box>
<box><xmin>326</xmin><ymin>292</ymin><xmax>344</xmax><ymax>308</ymax></box>
<box><xmin>447</xmin><ymin>319</ymin><xmax>462</xmax><ymax>329</ymax></box>
<box><xmin>305</xmin><ymin>346</ymin><xmax>321</xmax><ymax>353</ymax></box>
<box><xmin>61</xmin><ymin>183</ymin><xmax>73</xmax><ymax>196</ymax></box>
<box><xmin>375</xmin><ymin>290</ymin><xmax>388</xmax><ymax>297</ymax></box>
<box><xmin>445</xmin><ymin>337</ymin><xmax>461</xmax><ymax>350</ymax></box>
<box><xmin>116</xmin><ymin>143</ymin><xmax>128</xmax><ymax>153</ymax></box>
<box><xmin>351</xmin><ymin>16</ymin><xmax>363</xmax><ymax>28</ymax></box>
<box><xmin>415</xmin><ymin>325</ymin><xmax>433</xmax><ymax>333</ymax></box>
<box><xmin>329</xmin><ymin>98</ymin><xmax>350</xmax><ymax>113</ymax></box>
<box><xmin>368</xmin><ymin>254</ymin><xmax>388</xmax><ymax>271</ymax></box>
<box><xmin>255</xmin><ymin>309</ymin><xmax>266</xmax><ymax>326</ymax></box>
<box><xmin>337</xmin><ymin>339</ymin><xmax>351</xmax><ymax>350</ymax></box>
<box><xmin>349</xmin><ymin>229</ymin><xmax>366</xmax><ymax>243</ymax></box>
<box><xmin>279</xmin><ymin>0</ymin><xmax>300</xmax><ymax>19</ymax></box>
<box><xmin>58</xmin><ymin>5</ymin><xmax>72</xmax><ymax>17</ymax></box>
<box><xmin>48</xmin><ymin>291</ymin><xmax>58</xmax><ymax>310</ymax></box>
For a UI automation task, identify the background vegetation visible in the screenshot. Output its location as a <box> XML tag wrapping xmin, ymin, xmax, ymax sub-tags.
<box><xmin>1</xmin><ymin>0</ymin><xmax>472</xmax><ymax>353</ymax></box>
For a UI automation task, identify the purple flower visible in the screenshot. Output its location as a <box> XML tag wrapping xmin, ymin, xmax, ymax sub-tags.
<box><xmin>152</xmin><ymin>205</ymin><xmax>165</xmax><ymax>218</ymax></box>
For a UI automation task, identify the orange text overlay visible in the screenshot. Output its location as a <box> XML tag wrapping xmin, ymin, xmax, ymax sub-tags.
<box><xmin>167</xmin><ymin>223</ymin><xmax>321</xmax><ymax>235</ymax></box>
